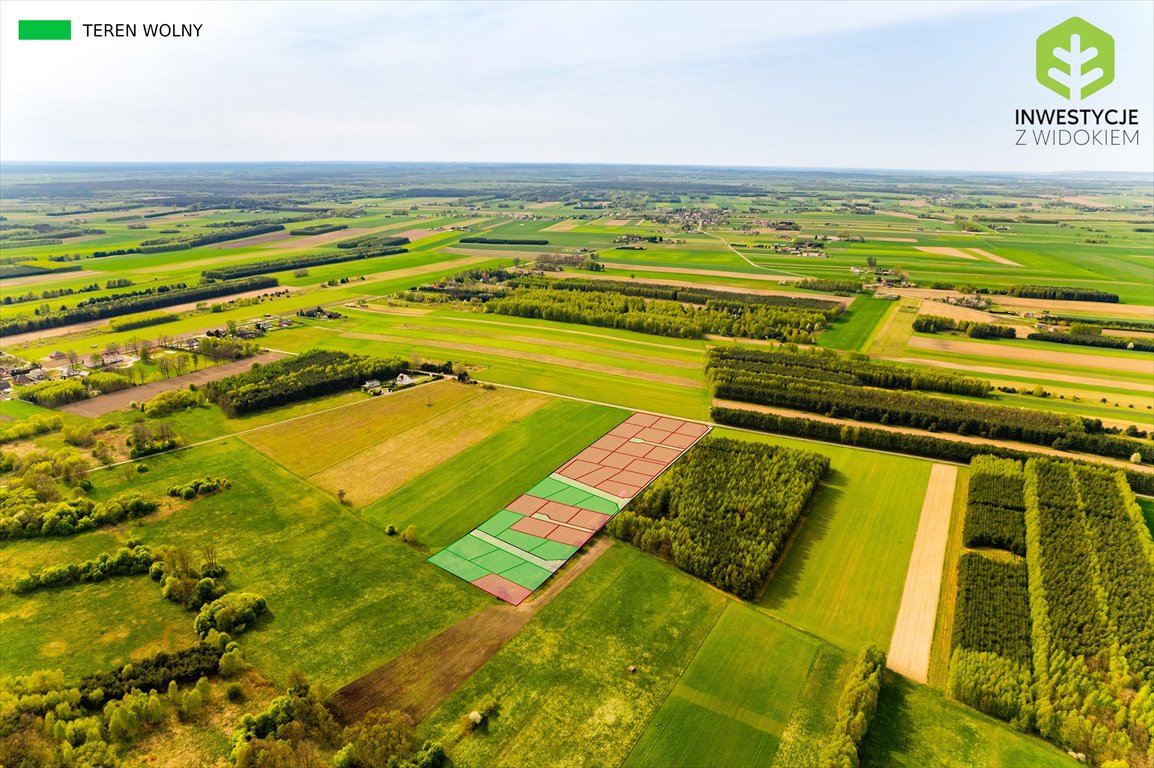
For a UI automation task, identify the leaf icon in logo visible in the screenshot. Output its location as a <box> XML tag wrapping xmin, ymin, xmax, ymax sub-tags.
<box><xmin>1036</xmin><ymin>17</ymin><xmax>1115</xmax><ymax>101</ymax></box>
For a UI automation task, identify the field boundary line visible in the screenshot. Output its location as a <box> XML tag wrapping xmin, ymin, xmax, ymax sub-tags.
<box><xmin>698</xmin><ymin>228</ymin><xmax>810</xmax><ymax>278</ymax></box>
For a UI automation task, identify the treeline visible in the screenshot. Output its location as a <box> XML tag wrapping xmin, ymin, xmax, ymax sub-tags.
<box><xmin>201</xmin><ymin>244</ymin><xmax>407</xmax><ymax>280</ymax></box>
<box><xmin>709</xmin><ymin>346</ymin><xmax>992</xmax><ymax>397</ymax></box>
<box><xmin>0</xmin><ymin>277</ymin><xmax>279</xmax><ymax>337</ymax></box>
<box><xmin>818</xmin><ymin>645</ymin><xmax>886</xmax><ymax>768</ymax></box>
<box><xmin>108</xmin><ymin>312</ymin><xmax>178</xmax><ymax>332</ymax></box>
<box><xmin>290</xmin><ymin>223</ymin><xmax>348</xmax><ymax>236</ymax></box>
<box><xmin>795</xmin><ymin>279</ymin><xmax>864</xmax><ymax>294</ymax></box>
<box><xmin>708</xmin><ymin>407</ymin><xmax>1154</xmax><ymax>496</ymax></box>
<box><xmin>912</xmin><ymin>315</ymin><xmax>1017</xmax><ymax>339</ymax></box>
<box><xmin>608</xmin><ymin>436</ymin><xmax>829</xmax><ymax>599</ymax></box>
<box><xmin>459</xmin><ymin>236</ymin><xmax>548</xmax><ymax>245</ymax></box>
<box><xmin>10</xmin><ymin>544</ymin><xmax>156</xmax><ymax>594</ymax></box>
<box><xmin>0</xmin><ymin>414</ymin><xmax>63</xmax><ymax>445</ymax></box>
<box><xmin>709</xmin><ymin>360</ymin><xmax>1152</xmax><ymax>463</ymax></box>
<box><xmin>202</xmin><ymin>349</ymin><xmax>409</xmax><ymax>416</ymax></box>
<box><xmin>0</xmin><ymin>263</ymin><xmax>81</xmax><ymax>279</ymax></box>
<box><xmin>1028</xmin><ymin>331</ymin><xmax>1154</xmax><ymax>353</ymax></box>
<box><xmin>137</xmin><ymin>224</ymin><xmax>285</xmax><ymax>254</ymax></box>
<box><xmin>487</xmin><ymin>286</ymin><xmax>831</xmax><ymax>342</ymax></box>
<box><xmin>335</xmin><ymin>235</ymin><xmax>409</xmax><ymax>249</ymax></box>
<box><xmin>515</xmin><ymin>275</ymin><xmax>843</xmax><ymax>312</ymax></box>
<box><xmin>1045</xmin><ymin>315</ymin><xmax>1154</xmax><ymax>333</ymax></box>
<box><xmin>0</xmin><ymin>490</ymin><xmax>157</xmax><ymax>539</ymax></box>
<box><xmin>1004</xmin><ymin>285</ymin><xmax>1119</xmax><ymax>303</ymax></box>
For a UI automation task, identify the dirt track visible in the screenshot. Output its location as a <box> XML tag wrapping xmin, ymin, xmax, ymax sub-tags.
<box><xmin>893</xmin><ymin>288</ymin><xmax>1154</xmax><ymax>319</ymax></box>
<box><xmin>887</xmin><ymin>464</ymin><xmax>957</xmax><ymax>683</ymax></box>
<box><xmin>330</xmin><ymin>537</ymin><xmax>614</xmax><ymax>724</ymax></box>
<box><xmin>2</xmin><ymin>269</ymin><xmax>102</xmax><ymax>288</ymax></box>
<box><xmin>57</xmin><ymin>353</ymin><xmax>284</xmax><ymax>417</ymax></box>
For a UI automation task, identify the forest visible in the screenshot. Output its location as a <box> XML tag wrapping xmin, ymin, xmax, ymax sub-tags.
<box><xmin>608</xmin><ymin>436</ymin><xmax>829</xmax><ymax>599</ymax></box>
<box><xmin>201</xmin><ymin>245</ymin><xmax>407</xmax><ymax>280</ymax></box>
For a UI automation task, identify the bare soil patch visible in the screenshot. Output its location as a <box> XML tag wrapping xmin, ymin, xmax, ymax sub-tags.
<box><xmin>340</xmin><ymin>331</ymin><xmax>701</xmax><ymax>388</ymax></box>
<box><xmin>602</xmin><ymin>219</ymin><xmax>629</xmax><ymax>227</ymax></box>
<box><xmin>441</xmin><ymin>246</ymin><xmax>552</xmax><ymax>260</ymax></box>
<box><xmin>916</xmin><ymin>301</ymin><xmax>1030</xmax><ymax>337</ymax></box>
<box><xmin>1</xmin><ymin>269</ymin><xmax>102</xmax><ymax>288</ymax></box>
<box><xmin>330</xmin><ymin>538</ymin><xmax>612</xmax><ymax>724</ymax></box>
<box><xmin>914</xmin><ymin>246</ymin><xmax>977</xmax><ymax>260</ymax></box>
<box><xmin>967</xmin><ymin>247</ymin><xmax>1020</xmax><ymax>267</ymax></box>
<box><xmin>1103</xmin><ymin>328</ymin><xmax>1154</xmax><ymax>340</ymax></box>
<box><xmin>907</xmin><ymin>335</ymin><xmax>1154</xmax><ymax>374</ymax></box>
<box><xmin>542</xmin><ymin>220</ymin><xmax>580</xmax><ymax>232</ymax></box>
<box><xmin>881</xmin><ymin>210</ymin><xmax>922</xmax><ymax>220</ymax></box>
<box><xmin>893</xmin><ymin>288</ymin><xmax>1154</xmax><ymax>319</ymax></box>
<box><xmin>880</xmin><ymin>356</ymin><xmax>1153</xmax><ymax>393</ymax></box>
<box><xmin>888</xmin><ymin>464</ymin><xmax>957</xmax><ymax>683</ymax></box>
<box><xmin>57</xmin><ymin>353</ymin><xmax>285</xmax><ymax>417</ymax></box>
<box><xmin>356</xmin><ymin>255</ymin><xmax>493</xmax><ymax>284</ymax></box>
<box><xmin>266</xmin><ymin>227</ymin><xmax>375</xmax><ymax>248</ymax></box>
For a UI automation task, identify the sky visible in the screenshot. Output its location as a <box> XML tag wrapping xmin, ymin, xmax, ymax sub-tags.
<box><xmin>2</xmin><ymin>0</ymin><xmax>1152</xmax><ymax>173</ymax></box>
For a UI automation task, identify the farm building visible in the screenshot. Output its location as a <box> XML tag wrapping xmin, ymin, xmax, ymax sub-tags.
<box><xmin>395</xmin><ymin>373</ymin><xmax>413</xmax><ymax>387</ymax></box>
<box><xmin>362</xmin><ymin>379</ymin><xmax>381</xmax><ymax>391</ymax></box>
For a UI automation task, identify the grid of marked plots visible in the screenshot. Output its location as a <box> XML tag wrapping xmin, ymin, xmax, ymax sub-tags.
<box><xmin>429</xmin><ymin>412</ymin><xmax>710</xmax><ymax>604</ymax></box>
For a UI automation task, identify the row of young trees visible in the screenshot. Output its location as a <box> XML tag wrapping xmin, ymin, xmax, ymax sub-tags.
<box><xmin>289</xmin><ymin>223</ymin><xmax>348</xmax><ymax>235</ymax></box>
<box><xmin>608</xmin><ymin>436</ymin><xmax>829</xmax><ymax>599</ymax></box>
<box><xmin>709</xmin><ymin>345</ymin><xmax>992</xmax><ymax>397</ymax></box>
<box><xmin>818</xmin><ymin>645</ymin><xmax>886</xmax><ymax>768</ymax></box>
<box><xmin>0</xmin><ymin>414</ymin><xmax>62</xmax><ymax>445</ymax></box>
<box><xmin>512</xmin><ymin>275</ymin><xmax>844</xmax><ymax>312</ymax></box>
<box><xmin>10</xmin><ymin>544</ymin><xmax>156</xmax><ymax>594</ymax></box>
<box><xmin>1028</xmin><ymin>330</ymin><xmax>1154</xmax><ymax>353</ymax></box>
<box><xmin>962</xmin><ymin>456</ymin><xmax>1027</xmax><ymax>555</ymax></box>
<box><xmin>709</xmin><ymin>365</ymin><xmax>1153</xmax><ymax>462</ymax></box>
<box><xmin>709</xmin><ymin>407</ymin><xmax>1154</xmax><ymax>495</ymax></box>
<box><xmin>201</xmin><ymin>349</ymin><xmax>409</xmax><ymax>416</ymax></box>
<box><xmin>201</xmin><ymin>244</ymin><xmax>407</xmax><ymax>280</ymax></box>
<box><xmin>911</xmin><ymin>315</ymin><xmax>1017</xmax><ymax>339</ymax></box>
<box><xmin>137</xmin><ymin>224</ymin><xmax>286</xmax><ymax>253</ymax></box>
<box><xmin>487</xmin><ymin>287</ymin><xmax>831</xmax><ymax>342</ymax></box>
<box><xmin>459</xmin><ymin>236</ymin><xmax>548</xmax><ymax>245</ymax></box>
<box><xmin>951</xmin><ymin>553</ymin><xmax>1034</xmax><ymax>664</ymax></box>
<box><xmin>1004</xmin><ymin>285</ymin><xmax>1119</xmax><ymax>303</ymax></box>
<box><xmin>0</xmin><ymin>277</ymin><xmax>279</xmax><ymax>336</ymax></box>
<box><xmin>335</xmin><ymin>235</ymin><xmax>409</xmax><ymax>249</ymax></box>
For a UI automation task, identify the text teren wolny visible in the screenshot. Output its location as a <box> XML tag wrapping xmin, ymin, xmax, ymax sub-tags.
<box><xmin>83</xmin><ymin>23</ymin><xmax>203</xmax><ymax>38</ymax></box>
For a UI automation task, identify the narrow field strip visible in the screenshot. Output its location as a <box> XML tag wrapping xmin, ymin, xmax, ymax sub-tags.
<box><xmin>430</xmin><ymin>413</ymin><xmax>710</xmax><ymax>604</ymax></box>
<box><xmin>887</xmin><ymin>463</ymin><xmax>959</xmax><ymax>683</ymax></box>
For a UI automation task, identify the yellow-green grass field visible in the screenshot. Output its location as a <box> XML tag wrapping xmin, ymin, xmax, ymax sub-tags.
<box><xmin>364</xmin><ymin>399</ymin><xmax>627</xmax><ymax>548</ymax></box>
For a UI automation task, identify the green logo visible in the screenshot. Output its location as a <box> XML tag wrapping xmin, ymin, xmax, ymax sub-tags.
<box><xmin>1036</xmin><ymin>17</ymin><xmax>1114</xmax><ymax>101</ymax></box>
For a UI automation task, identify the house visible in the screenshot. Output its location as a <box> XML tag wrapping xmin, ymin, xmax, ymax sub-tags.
<box><xmin>362</xmin><ymin>379</ymin><xmax>381</xmax><ymax>391</ymax></box>
<box><xmin>395</xmin><ymin>373</ymin><xmax>413</xmax><ymax>387</ymax></box>
<box><xmin>12</xmin><ymin>375</ymin><xmax>32</xmax><ymax>387</ymax></box>
<box><xmin>48</xmin><ymin>351</ymin><xmax>66</xmax><ymax>360</ymax></box>
<box><xmin>26</xmin><ymin>368</ymin><xmax>48</xmax><ymax>381</ymax></box>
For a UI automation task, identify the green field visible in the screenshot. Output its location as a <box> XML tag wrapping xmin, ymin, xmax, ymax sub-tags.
<box><xmin>624</xmin><ymin>603</ymin><xmax>821</xmax><ymax>768</ymax></box>
<box><xmin>41</xmin><ymin>439</ymin><xmax>491</xmax><ymax>689</ymax></box>
<box><xmin>421</xmin><ymin>545</ymin><xmax>728</xmax><ymax>768</ymax></box>
<box><xmin>818</xmin><ymin>294</ymin><xmax>897</xmax><ymax>351</ymax></box>
<box><xmin>713</xmin><ymin>428</ymin><xmax>931</xmax><ymax>650</ymax></box>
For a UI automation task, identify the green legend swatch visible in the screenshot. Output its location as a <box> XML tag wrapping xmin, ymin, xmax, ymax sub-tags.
<box><xmin>19</xmin><ymin>20</ymin><xmax>72</xmax><ymax>40</ymax></box>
